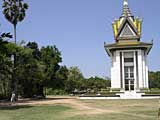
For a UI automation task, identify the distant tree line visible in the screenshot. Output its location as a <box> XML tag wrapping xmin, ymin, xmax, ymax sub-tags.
<box><xmin>149</xmin><ymin>71</ymin><xmax>160</xmax><ymax>89</ymax></box>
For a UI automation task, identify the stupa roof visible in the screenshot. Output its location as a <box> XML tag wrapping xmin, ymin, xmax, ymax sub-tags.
<box><xmin>104</xmin><ymin>41</ymin><xmax>153</xmax><ymax>56</ymax></box>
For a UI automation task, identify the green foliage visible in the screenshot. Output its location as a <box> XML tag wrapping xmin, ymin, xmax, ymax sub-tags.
<box><xmin>2</xmin><ymin>0</ymin><xmax>29</xmax><ymax>99</ymax></box>
<box><xmin>145</xmin><ymin>91</ymin><xmax>160</xmax><ymax>94</ymax></box>
<box><xmin>0</xmin><ymin>39</ymin><xmax>65</xmax><ymax>99</ymax></box>
<box><xmin>54</xmin><ymin>66</ymin><xmax>68</xmax><ymax>89</ymax></box>
<box><xmin>2</xmin><ymin>0</ymin><xmax>29</xmax><ymax>44</ymax></box>
<box><xmin>65</xmin><ymin>66</ymin><xmax>84</xmax><ymax>93</ymax></box>
<box><xmin>149</xmin><ymin>71</ymin><xmax>160</xmax><ymax>88</ymax></box>
<box><xmin>0</xmin><ymin>0</ymin><xmax>113</xmax><ymax>99</ymax></box>
<box><xmin>2</xmin><ymin>0</ymin><xmax>28</xmax><ymax>25</ymax></box>
<box><xmin>17</xmin><ymin>50</ymin><xmax>44</xmax><ymax>97</ymax></box>
<box><xmin>0</xmin><ymin>33</ymin><xmax>13</xmax><ymax>99</ymax></box>
<box><xmin>86</xmin><ymin>76</ymin><xmax>111</xmax><ymax>93</ymax></box>
<box><xmin>41</xmin><ymin>46</ymin><xmax>62</xmax><ymax>88</ymax></box>
<box><xmin>139</xmin><ymin>88</ymin><xmax>149</xmax><ymax>92</ymax></box>
<box><xmin>2</xmin><ymin>40</ymin><xmax>159</xmax><ymax>99</ymax></box>
<box><xmin>150</xmin><ymin>88</ymin><xmax>160</xmax><ymax>91</ymax></box>
<box><xmin>0</xmin><ymin>55</ymin><xmax>12</xmax><ymax>99</ymax></box>
<box><xmin>64</xmin><ymin>67</ymin><xmax>111</xmax><ymax>94</ymax></box>
<box><xmin>46</xmin><ymin>88</ymin><xmax>67</xmax><ymax>95</ymax></box>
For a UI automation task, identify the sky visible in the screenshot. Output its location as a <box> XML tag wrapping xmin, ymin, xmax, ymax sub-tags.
<box><xmin>0</xmin><ymin>0</ymin><xmax>159</xmax><ymax>78</ymax></box>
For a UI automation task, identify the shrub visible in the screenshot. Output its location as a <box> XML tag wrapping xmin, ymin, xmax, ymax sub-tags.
<box><xmin>111</xmin><ymin>88</ymin><xmax>121</xmax><ymax>92</ymax></box>
<box><xmin>46</xmin><ymin>88</ymin><xmax>67</xmax><ymax>95</ymax></box>
<box><xmin>150</xmin><ymin>88</ymin><xmax>160</xmax><ymax>91</ymax></box>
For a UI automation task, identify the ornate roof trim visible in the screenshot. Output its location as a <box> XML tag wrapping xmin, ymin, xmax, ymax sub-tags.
<box><xmin>104</xmin><ymin>41</ymin><xmax>153</xmax><ymax>56</ymax></box>
<box><xmin>116</xmin><ymin>18</ymin><xmax>139</xmax><ymax>41</ymax></box>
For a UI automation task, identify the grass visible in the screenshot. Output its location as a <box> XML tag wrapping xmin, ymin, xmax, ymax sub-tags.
<box><xmin>0</xmin><ymin>105</ymin><xmax>71</xmax><ymax>120</ymax></box>
<box><xmin>0</xmin><ymin>98</ymin><xmax>159</xmax><ymax>120</ymax></box>
<box><xmin>78</xmin><ymin>99</ymin><xmax>158</xmax><ymax>120</ymax></box>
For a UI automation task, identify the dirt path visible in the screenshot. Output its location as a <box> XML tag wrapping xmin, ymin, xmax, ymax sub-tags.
<box><xmin>0</xmin><ymin>96</ymin><xmax>115</xmax><ymax>115</ymax></box>
<box><xmin>16</xmin><ymin>96</ymin><xmax>116</xmax><ymax>115</ymax></box>
<box><xmin>0</xmin><ymin>96</ymin><xmax>156</xmax><ymax>118</ymax></box>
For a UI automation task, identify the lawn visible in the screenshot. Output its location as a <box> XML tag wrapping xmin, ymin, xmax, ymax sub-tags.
<box><xmin>0</xmin><ymin>98</ymin><xmax>159</xmax><ymax>120</ymax></box>
<box><xmin>0</xmin><ymin>105</ymin><xmax>70</xmax><ymax>120</ymax></box>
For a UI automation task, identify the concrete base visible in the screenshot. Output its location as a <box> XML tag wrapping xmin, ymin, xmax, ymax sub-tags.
<box><xmin>79</xmin><ymin>92</ymin><xmax>160</xmax><ymax>100</ymax></box>
<box><xmin>116</xmin><ymin>91</ymin><xmax>144</xmax><ymax>99</ymax></box>
<box><xmin>79</xmin><ymin>97</ymin><xmax>120</xmax><ymax>100</ymax></box>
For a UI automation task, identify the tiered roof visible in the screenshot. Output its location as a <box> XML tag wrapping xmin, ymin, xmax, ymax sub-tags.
<box><xmin>104</xmin><ymin>0</ymin><xmax>152</xmax><ymax>56</ymax></box>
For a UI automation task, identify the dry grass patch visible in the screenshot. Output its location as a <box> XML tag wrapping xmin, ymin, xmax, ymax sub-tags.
<box><xmin>0</xmin><ymin>96</ymin><xmax>159</xmax><ymax>120</ymax></box>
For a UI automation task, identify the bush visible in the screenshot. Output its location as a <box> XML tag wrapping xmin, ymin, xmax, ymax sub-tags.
<box><xmin>145</xmin><ymin>91</ymin><xmax>160</xmax><ymax>94</ymax></box>
<box><xmin>140</xmin><ymin>88</ymin><xmax>149</xmax><ymax>92</ymax></box>
<box><xmin>0</xmin><ymin>94</ymin><xmax>10</xmax><ymax>100</ymax></box>
<box><xmin>150</xmin><ymin>88</ymin><xmax>160</xmax><ymax>91</ymax></box>
<box><xmin>111</xmin><ymin>88</ymin><xmax>121</xmax><ymax>92</ymax></box>
<box><xmin>46</xmin><ymin>88</ymin><xmax>67</xmax><ymax>95</ymax></box>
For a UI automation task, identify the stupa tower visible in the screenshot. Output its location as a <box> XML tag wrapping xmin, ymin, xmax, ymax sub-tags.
<box><xmin>104</xmin><ymin>0</ymin><xmax>153</xmax><ymax>92</ymax></box>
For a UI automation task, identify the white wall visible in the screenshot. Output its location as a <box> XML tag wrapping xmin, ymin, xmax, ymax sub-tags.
<box><xmin>138</xmin><ymin>50</ymin><xmax>143</xmax><ymax>88</ymax></box>
<box><xmin>111</xmin><ymin>51</ymin><xmax>121</xmax><ymax>89</ymax></box>
<box><xmin>110</xmin><ymin>49</ymin><xmax>149</xmax><ymax>90</ymax></box>
<box><xmin>138</xmin><ymin>50</ymin><xmax>148</xmax><ymax>89</ymax></box>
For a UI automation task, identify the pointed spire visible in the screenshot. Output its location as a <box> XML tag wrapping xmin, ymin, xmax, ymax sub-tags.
<box><xmin>121</xmin><ymin>0</ymin><xmax>132</xmax><ymax>18</ymax></box>
<box><xmin>123</xmin><ymin>0</ymin><xmax>128</xmax><ymax>6</ymax></box>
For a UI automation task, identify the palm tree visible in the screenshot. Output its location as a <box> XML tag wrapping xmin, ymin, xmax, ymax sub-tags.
<box><xmin>2</xmin><ymin>0</ymin><xmax>28</xmax><ymax>100</ymax></box>
<box><xmin>2</xmin><ymin>0</ymin><xmax>28</xmax><ymax>44</ymax></box>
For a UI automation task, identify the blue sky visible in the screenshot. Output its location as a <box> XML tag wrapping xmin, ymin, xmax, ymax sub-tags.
<box><xmin>0</xmin><ymin>0</ymin><xmax>159</xmax><ymax>78</ymax></box>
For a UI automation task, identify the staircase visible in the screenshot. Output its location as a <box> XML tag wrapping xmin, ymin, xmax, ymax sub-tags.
<box><xmin>116</xmin><ymin>91</ymin><xmax>145</xmax><ymax>99</ymax></box>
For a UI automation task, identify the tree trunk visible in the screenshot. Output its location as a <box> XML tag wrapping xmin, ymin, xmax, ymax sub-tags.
<box><xmin>14</xmin><ymin>24</ymin><xmax>17</xmax><ymax>44</ymax></box>
<box><xmin>12</xmin><ymin>24</ymin><xmax>17</xmax><ymax>100</ymax></box>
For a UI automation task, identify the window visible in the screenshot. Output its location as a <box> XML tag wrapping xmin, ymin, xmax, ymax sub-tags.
<box><xmin>130</xmin><ymin>73</ymin><xmax>134</xmax><ymax>78</ymax></box>
<box><xmin>124</xmin><ymin>58</ymin><xmax>134</xmax><ymax>62</ymax></box>
<box><xmin>124</xmin><ymin>66</ymin><xmax>134</xmax><ymax>79</ymax></box>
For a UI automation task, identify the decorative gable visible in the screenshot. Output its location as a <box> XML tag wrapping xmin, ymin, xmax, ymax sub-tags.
<box><xmin>119</xmin><ymin>23</ymin><xmax>136</xmax><ymax>38</ymax></box>
<box><xmin>112</xmin><ymin>0</ymin><xmax>142</xmax><ymax>42</ymax></box>
<box><xmin>112</xmin><ymin>17</ymin><xmax>141</xmax><ymax>42</ymax></box>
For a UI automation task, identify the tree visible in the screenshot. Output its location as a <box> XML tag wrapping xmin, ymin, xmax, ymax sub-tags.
<box><xmin>0</xmin><ymin>54</ymin><xmax>12</xmax><ymax>99</ymax></box>
<box><xmin>21</xmin><ymin>42</ymin><xmax>44</xmax><ymax>97</ymax></box>
<box><xmin>55</xmin><ymin>66</ymin><xmax>68</xmax><ymax>89</ymax></box>
<box><xmin>2</xmin><ymin>0</ymin><xmax>28</xmax><ymax>99</ymax></box>
<box><xmin>0</xmin><ymin>32</ymin><xmax>12</xmax><ymax>99</ymax></box>
<box><xmin>41</xmin><ymin>45</ymin><xmax>62</xmax><ymax>95</ymax></box>
<box><xmin>85</xmin><ymin>76</ymin><xmax>111</xmax><ymax>93</ymax></box>
<box><xmin>149</xmin><ymin>71</ymin><xmax>160</xmax><ymax>88</ymax></box>
<box><xmin>65</xmin><ymin>66</ymin><xmax>84</xmax><ymax>93</ymax></box>
<box><xmin>26</xmin><ymin>42</ymin><xmax>41</xmax><ymax>60</ymax></box>
<box><xmin>16</xmin><ymin>46</ymin><xmax>43</xmax><ymax>97</ymax></box>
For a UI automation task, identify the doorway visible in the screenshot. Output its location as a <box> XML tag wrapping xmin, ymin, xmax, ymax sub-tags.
<box><xmin>124</xmin><ymin>66</ymin><xmax>134</xmax><ymax>91</ymax></box>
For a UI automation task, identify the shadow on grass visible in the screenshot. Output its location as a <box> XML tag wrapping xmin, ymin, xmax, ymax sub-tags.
<box><xmin>0</xmin><ymin>105</ymin><xmax>33</xmax><ymax>110</ymax></box>
<box><xmin>0</xmin><ymin>96</ymin><xmax>73</xmax><ymax>110</ymax></box>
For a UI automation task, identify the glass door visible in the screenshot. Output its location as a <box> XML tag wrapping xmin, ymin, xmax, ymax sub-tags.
<box><xmin>124</xmin><ymin>66</ymin><xmax>134</xmax><ymax>91</ymax></box>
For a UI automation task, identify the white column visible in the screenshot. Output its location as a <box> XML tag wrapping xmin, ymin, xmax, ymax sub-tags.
<box><xmin>133</xmin><ymin>51</ymin><xmax>137</xmax><ymax>91</ymax></box>
<box><xmin>142</xmin><ymin>50</ymin><xmax>146</xmax><ymax>88</ymax></box>
<box><xmin>111</xmin><ymin>51</ymin><xmax>121</xmax><ymax>89</ymax></box>
<box><xmin>111</xmin><ymin>51</ymin><xmax>115</xmax><ymax>89</ymax></box>
<box><xmin>122</xmin><ymin>52</ymin><xmax>125</xmax><ymax>91</ymax></box>
<box><xmin>138</xmin><ymin>50</ymin><xmax>143</xmax><ymax>88</ymax></box>
<box><xmin>145</xmin><ymin>51</ymin><xmax>149</xmax><ymax>88</ymax></box>
<box><xmin>116</xmin><ymin>51</ymin><xmax>121</xmax><ymax>88</ymax></box>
